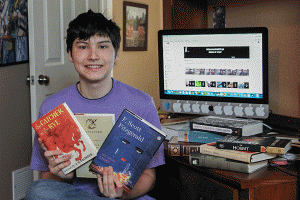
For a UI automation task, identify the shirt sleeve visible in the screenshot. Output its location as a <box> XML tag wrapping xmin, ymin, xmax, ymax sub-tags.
<box><xmin>30</xmin><ymin>103</ymin><xmax>50</xmax><ymax>171</ymax></box>
<box><xmin>144</xmin><ymin>98</ymin><xmax>166</xmax><ymax>169</ymax></box>
<box><xmin>30</xmin><ymin>133</ymin><xmax>50</xmax><ymax>171</ymax></box>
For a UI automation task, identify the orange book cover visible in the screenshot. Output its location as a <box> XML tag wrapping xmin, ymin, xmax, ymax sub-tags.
<box><xmin>32</xmin><ymin>102</ymin><xmax>97</xmax><ymax>175</ymax></box>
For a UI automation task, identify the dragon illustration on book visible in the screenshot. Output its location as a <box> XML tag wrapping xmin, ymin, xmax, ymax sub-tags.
<box><xmin>41</xmin><ymin>118</ymin><xmax>86</xmax><ymax>161</ymax></box>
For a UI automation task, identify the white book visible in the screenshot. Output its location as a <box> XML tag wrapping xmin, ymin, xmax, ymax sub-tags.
<box><xmin>75</xmin><ymin>113</ymin><xmax>115</xmax><ymax>178</ymax></box>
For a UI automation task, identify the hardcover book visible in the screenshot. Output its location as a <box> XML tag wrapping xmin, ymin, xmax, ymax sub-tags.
<box><xmin>89</xmin><ymin>109</ymin><xmax>166</xmax><ymax>193</ymax></box>
<box><xmin>162</xmin><ymin>121</ymin><xmax>224</xmax><ymax>143</ymax></box>
<box><xmin>216</xmin><ymin>135</ymin><xmax>292</xmax><ymax>154</ymax></box>
<box><xmin>168</xmin><ymin>141</ymin><xmax>202</xmax><ymax>156</ymax></box>
<box><xmin>190</xmin><ymin>116</ymin><xmax>263</xmax><ymax>136</ymax></box>
<box><xmin>200</xmin><ymin>142</ymin><xmax>276</xmax><ymax>163</ymax></box>
<box><xmin>189</xmin><ymin>153</ymin><xmax>268</xmax><ymax>173</ymax></box>
<box><xmin>31</xmin><ymin>103</ymin><xmax>98</xmax><ymax>175</ymax></box>
<box><xmin>75</xmin><ymin>113</ymin><xmax>115</xmax><ymax>178</ymax></box>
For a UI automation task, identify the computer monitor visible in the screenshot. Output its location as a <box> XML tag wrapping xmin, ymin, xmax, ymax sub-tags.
<box><xmin>158</xmin><ymin>27</ymin><xmax>269</xmax><ymax>119</ymax></box>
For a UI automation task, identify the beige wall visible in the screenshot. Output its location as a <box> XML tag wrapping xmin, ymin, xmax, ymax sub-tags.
<box><xmin>112</xmin><ymin>0</ymin><xmax>163</xmax><ymax>109</ymax></box>
<box><xmin>0</xmin><ymin>63</ymin><xmax>31</xmax><ymax>200</ymax></box>
<box><xmin>207</xmin><ymin>0</ymin><xmax>300</xmax><ymax>118</ymax></box>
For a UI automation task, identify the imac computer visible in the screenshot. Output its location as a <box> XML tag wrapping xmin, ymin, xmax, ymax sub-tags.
<box><xmin>158</xmin><ymin>27</ymin><xmax>269</xmax><ymax>119</ymax></box>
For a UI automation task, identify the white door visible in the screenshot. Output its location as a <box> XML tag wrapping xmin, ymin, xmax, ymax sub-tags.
<box><xmin>28</xmin><ymin>0</ymin><xmax>112</xmax><ymax>180</ymax></box>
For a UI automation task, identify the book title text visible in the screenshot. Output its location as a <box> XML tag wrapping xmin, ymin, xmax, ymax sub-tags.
<box><xmin>118</xmin><ymin>116</ymin><xmax>144</xmax><ymax>142</ymax></box>
<box><xmin>39</xmin><ymin>108</ymin><xmax>64</xmax><ymax>130</ymax></box>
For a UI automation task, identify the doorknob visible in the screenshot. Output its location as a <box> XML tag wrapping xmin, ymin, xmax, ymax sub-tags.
<box><xmin>38</xmin><ymin>75</ymin><xmax>50</xmax><ymax>85</ymax></box>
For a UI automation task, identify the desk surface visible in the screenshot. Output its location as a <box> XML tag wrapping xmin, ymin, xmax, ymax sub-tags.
<box><xmin>167</xmin><ymin>154</ymin><xmax>299</xmax><ymax>189</ymax></box>
<box><xmin>160</xmin><ymin>116</ymin><xmax>300</xmax><ymax>200</ymax></box>
<box><xmin>163</xmin><ymin>152</ymin><xmax>299</xmax><ymax>200</ymax></box>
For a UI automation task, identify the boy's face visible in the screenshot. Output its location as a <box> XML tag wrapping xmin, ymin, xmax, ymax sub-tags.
<box><xmin>68</xmin><ymin>35</ymin><xmax>119</xmax><ymax>84</ymax></box>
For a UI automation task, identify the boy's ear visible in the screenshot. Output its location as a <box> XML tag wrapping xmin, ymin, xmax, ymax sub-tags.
<box><xmin>68</xmin><ymin>50</ymin><xmax>74</xmax><ymax>63</ymax></box>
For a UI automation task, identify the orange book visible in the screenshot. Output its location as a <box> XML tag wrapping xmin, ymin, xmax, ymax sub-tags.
<box><xmin>32</xmin><ymin>102</ymin><xmax>97</xmax><ymax>175</ymax></box>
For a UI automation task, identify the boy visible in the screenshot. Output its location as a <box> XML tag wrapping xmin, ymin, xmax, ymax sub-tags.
<box><xmin>26</xmin><ymin>10</ymin><xmax>165</xmax><ymax>200</ymax></box>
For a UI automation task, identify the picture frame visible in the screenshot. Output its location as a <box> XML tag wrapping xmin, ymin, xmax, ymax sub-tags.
<box><xmin>0</xmin><ymin>0</ymin><xmax>29</xmax><ymax>67</ymax></box>
<box><xmin>123</xmin><ymin>1</ymin><xmax>148</xmax><ymax>51</ymax></box>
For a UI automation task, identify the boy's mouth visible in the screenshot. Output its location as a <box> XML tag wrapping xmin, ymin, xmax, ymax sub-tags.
<box><xmin>86</xmin><ymin>65</ymin><xmax>102</xmax><ymax>69</ymax></box>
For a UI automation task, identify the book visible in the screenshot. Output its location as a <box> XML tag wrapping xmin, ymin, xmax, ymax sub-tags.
<box><xmin>75</xmin><ymin>113</ymin><xmax>115</xmax><ymax>178</ymax></box>
<box><xmin>267</xmin><ymin>132</ymin><xmax>300</xmax><ymax>145</ymax></box>
<box><xmin>162</xmin><ymin>121</ymin><xmax>224</xmax><ymax>143</ymax></box>
<box><xmin>190</xmin><ymin>116</ymin><xmax>263</xmax><ymax>136</ymax></box>
<box><xmin>216</xmin><ymin>135</ymin><xmax>292</xmax><ymax>154</ymax></box>
<box><xmin>168</xmin><ymin>140</ymin><xmax>202</xmax><ymax>156</ymax></box>
<box><xmin>189</xmin><ymin>153</ymin><xmax>268</xmax><ymax>173</ymax></box>
<box><xmin>200</xmin><ymin>142</ymin><xmax>276</xmax><ymax>163</ymax></box>
<box><xmin>31</xmin><ymin>102</ymin><xmax>98</xmax><ymax>175</ymax></box>
<box><xmin>89</xmin><ymin>109</ymin><xmax>166</xmax><ymax>193</ymax></box>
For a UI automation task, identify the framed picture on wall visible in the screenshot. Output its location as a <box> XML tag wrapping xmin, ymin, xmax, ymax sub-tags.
<box><xmin>123</xmin><ymin>1</ymin><xmax>148</xmax><ymax>51</ymax></box>
<box><xmin>0</xmin><ymin>0</ymin><xmax>28</xmax><ymax>67</ymax></box>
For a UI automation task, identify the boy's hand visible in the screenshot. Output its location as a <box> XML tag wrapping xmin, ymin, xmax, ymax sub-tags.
<box><xmin>97</xmin><ymin>166</ymin><xmax>123</xmax><ymax>199</ymax></box>
<box><xmin>38</xmin><ymin>138</ymin><xmax>74</xmax><ymax>179</ymax></box>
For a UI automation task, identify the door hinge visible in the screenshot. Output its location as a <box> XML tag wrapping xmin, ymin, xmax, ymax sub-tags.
<box><xmin>26</xmin><ymin>75</ymin><xmax>34</xmax><ymax>86</ymax></box>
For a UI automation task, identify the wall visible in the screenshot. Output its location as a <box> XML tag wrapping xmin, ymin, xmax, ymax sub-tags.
<box><xmin>0</xmin><ymin>63</ymin><xmax>32</xmax><ymax>200</ymax></box>
<box><xmin>207</xmin><ymin>0</ymin><xmax>300</xmax><ymax>118</ymax></box>
<box><xmin>112</xmin><ymin>0</ymin><xmax>163</xmax><ymax>109</ymax></box>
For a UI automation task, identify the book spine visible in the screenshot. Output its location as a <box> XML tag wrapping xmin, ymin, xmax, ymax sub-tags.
<box><xmin>189</xmin><ymin>155</ymin><xmax>250</xmax><ymax>173</ymax></box>
<box><xmin>266</xmin><ymin>139</ymin><xmax>292</xmax><ymax>154</ymax></box>
<box><xmin>182</xmin><ymin>144</ymin><xmax>202</xmax><ymax>156</ymax></box>
<box><xmin>200</xmin><ymin>144</ymin><xmax>251</xmax><ymax>163</ymax></box>
<box><xmin>188</xmin><ymin>131</ymin><xmax>224</xmax><ymax>143</ymax></box>
<box><xmin>168</xmin><ymin>143</ymin><xmax>181</xmax><ymax>156</ymax></box>
<box><xmin>190</xmin><ymin>122</ymin><xmax>242</xmax><ymax>136</ymax></box>
<box><xmin>167</xmin><ymin>143</ymin><xmax>202</xmax><ymax>156</ymax></box>
<box><xmin>266</xmin><ymin>146</ymin><xmax>284</xmax><ymax>154</ymax></box>
<box><xmin>216</xmin><ymin>141</ymin><xmax>262</xmax><ymax>152</ymax></box>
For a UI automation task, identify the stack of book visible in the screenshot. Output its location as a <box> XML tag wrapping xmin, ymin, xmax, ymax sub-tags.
<box><xmin>189</xmin><ymin>135</ymin><xmax>292</xmax><ymax>173</ymax></box>
<box><xmin>163</xmin><ymin>116</ymin><xmax>293</xmax><ymax>174</ymax></box>
<box><xmin>162</xmin><ymin>121</ymin><xmax>224</xmax><ymax>156</ymax></box>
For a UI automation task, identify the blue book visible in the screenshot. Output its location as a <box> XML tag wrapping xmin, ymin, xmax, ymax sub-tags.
<box><xmin>163</xmin><ymin>122</ymin><xmax>224</xmax><ymax>143</ymax></box>
<box><xmin>188</xmin><ymin>131</ymin><xmax>224</xmax><ymax>143</ymax></box>
<box><xmin>90</xmin><ymin>109</ymin><xmax>166</xmax><ymax>193</ymax></box>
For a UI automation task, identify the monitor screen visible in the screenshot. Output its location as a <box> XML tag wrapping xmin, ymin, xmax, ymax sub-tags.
<box><xmin>158</xmin><ymin>27</ymin><xmax>269</xmax><ymax>119</ymax></box>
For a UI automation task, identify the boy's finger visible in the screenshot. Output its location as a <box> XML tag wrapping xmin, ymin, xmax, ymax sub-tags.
<box><xmin>44</xmin><ymin>150</ymin><xmax>63</xmax><ymax>158</ymax></box>
<box><xmin>97</xmin><ymin>174</ymin><xmax>104</xmax><ymax>193</ymax></box>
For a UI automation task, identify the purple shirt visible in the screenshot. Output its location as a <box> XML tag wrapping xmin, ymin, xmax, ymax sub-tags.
<box><xmin>30</xmin><ymin>79</ymin><xmax>165</xmax><ymax>199</ymax></box>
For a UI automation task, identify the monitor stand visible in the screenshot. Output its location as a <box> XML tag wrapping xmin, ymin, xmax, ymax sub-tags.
<box><xmin>160</xmin><ymin>99</ymin><xmax>269</xmax><ymax>119</ymax></box>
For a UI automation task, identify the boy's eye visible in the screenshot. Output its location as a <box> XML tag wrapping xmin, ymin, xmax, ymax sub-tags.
<box><xmin>99</xmin><ymin>45</ymin><xmax>108</xmax><ymax>49</ymax></box>
<box><xmin>79</xmin><ymin>45</ymin><xmax>87</xmax><ymax>49</ymax></box>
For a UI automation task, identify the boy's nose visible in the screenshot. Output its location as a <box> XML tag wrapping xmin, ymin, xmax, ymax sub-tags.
<box><xmin>88</xmin><ymin>48</ymin><xmax>99</xmax><ymax>60</ymax></box>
